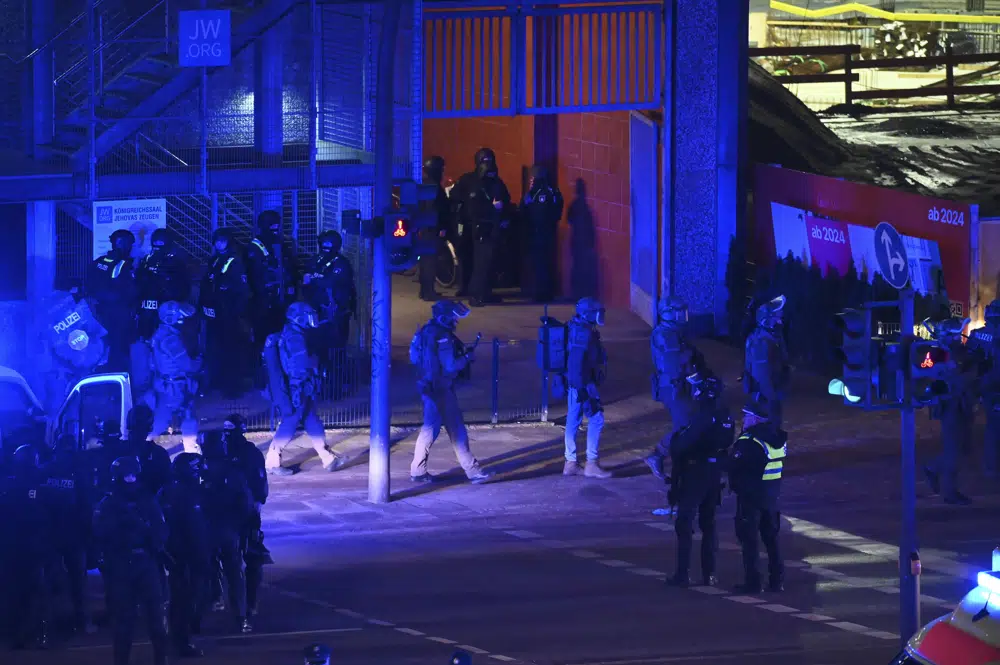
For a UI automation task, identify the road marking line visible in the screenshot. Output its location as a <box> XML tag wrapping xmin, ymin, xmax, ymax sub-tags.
<box><xmin>396</xmin><ymin>627</ymin><xmax>425</xmax><ymax>636</ymax></box>
<box><xmin>67</xmin><ymin>628</ymin><xmax>365</xmax><ymax>650</ymax></box>
<box><xmin>809</xmin><ymin>566</ymin><xmax>847</xmax><ymax>577</ymax></box>
<box><xmin>368</xmin><ymin>619</ymin><xmax>395</xmax><ymax>626</ymax></box>
<box><xmin>459</xmin><ymin>645</ymin><xmax>490</xmax><ymax>654</ymax></box>
<box><xmin>829</xmin><ymin>621</ymin><xmax>876</xmax><ymax>634</ymax></box>
<box><xmin>629</xmin><ymin>567</ymin><xmax>667</xmax><ymax>577</ymax></box>
<box><xmin>336</xmin><ymin>609</ymin><xmax>365</xmax><ymax>619</ymax></box>
<box><xmin>691</xmin><ymin>586</ymin><xmax>728</xmax><ymax>595</ymax></box>
<box><xmin>505</xmin><ymin>530</ymin><xmax>544</xmax><ymax>539</ymax></box>
<box><xmin>758</xmin><ymin>604</ymin><xmax>799</xmax><ymax>613</ymax></box>
<box><xmin>784</xmin><ymin>561</ymin><xmax>808</xmax><ymax>569</ymax></box>
<box><xmin>427</xmin><ymin>637</ymin><xmax>458</xmax><ymax>644</ymax></box>
<box><xmin>793</xmin><ymin>613</ymin><xmax>836</xmax><ymax>622</ymax></box>
<box><xmin>570</xmin><ymin>550</ymin><xmax>603</xmax><ymax>559</ymax></box>
<box><xmin>644</xmin><ymin>521</ymin><xmax>673</xmax><ymax>531</ymax></box>
<box><xmin>490</xmin><ymin>655</ymin><xmax>517</xmax><ymax>662</ymax></box>
<box><xmin>727</xmin><ymin>596</ymin><xmax>765</xmax><ymax>604</ymax></box>
<box><xmin>537</xmin><ymin>539</ymin><xmax>571</xmax><ymax>548</ymax></box>
<box><xmin>864</xmin><ymin>630</ymin><xmax>900</xmax><ymax>641</ymax></box>
<box><xmin>599</xmin><ymin>559</ymin><xmax>634</xmax><ymax>568</ymax></box>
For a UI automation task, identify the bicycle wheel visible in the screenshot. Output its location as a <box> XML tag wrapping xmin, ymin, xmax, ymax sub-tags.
<box><xmin>436</xmin><ymin>239</ymin><xmax>459</xmax><ymax>288</ymax></box>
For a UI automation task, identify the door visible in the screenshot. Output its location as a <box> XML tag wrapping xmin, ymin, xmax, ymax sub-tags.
<box><xmin>630</xmin><ymin>112</ymin><xmax>658</xmax><ymax>327</ymax></box>
<box><xmin>54</xmin><ymin>375</ymin><xmax>133</xmax><ymax>450</ymax></box>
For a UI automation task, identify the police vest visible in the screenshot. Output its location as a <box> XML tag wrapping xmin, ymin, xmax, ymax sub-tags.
<box><xmin>737</xmin><ymin>434</ymin><xmax>786</xmax><ymax>481</ymax></box>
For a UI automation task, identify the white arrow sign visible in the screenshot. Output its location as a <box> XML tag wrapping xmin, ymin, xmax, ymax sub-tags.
<box><xmin>880</xmin><ymin>228</ymin><xmax>906</xmax><ymax>278</ymax></box>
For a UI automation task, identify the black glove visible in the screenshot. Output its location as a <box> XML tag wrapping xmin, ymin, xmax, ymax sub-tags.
<box><xmin>583</xmin><ymin>397</ymin><xmax>603</xmax><ymax>418</ymax></box>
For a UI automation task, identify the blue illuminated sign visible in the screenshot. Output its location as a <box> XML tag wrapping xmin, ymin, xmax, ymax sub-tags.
<box><xmin>873</xmin><ymin>221</ymin><xmax>909</xmax><ymax>290</ymax></box>
<box><xmin>178</xmin><ymin>10</ymin><xmax>231</xmax><ymax>67</ymax></box>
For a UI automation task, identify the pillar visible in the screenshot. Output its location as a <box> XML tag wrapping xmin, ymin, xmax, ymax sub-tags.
<box><xmin>254</xmin><ymin>20</ymin><xmax>284</xmax><ymax>212</ymax></box>
<box><xmin>668</xmin><ymin>0</ymin><xmax>748</xmax><ymax>333</ymax></box>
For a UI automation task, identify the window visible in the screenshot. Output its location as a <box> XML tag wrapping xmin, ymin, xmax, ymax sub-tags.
<box><xmin>79</xmin><ymin>381</ymin><xmax>125</xmax><ymax>444</ymax></box>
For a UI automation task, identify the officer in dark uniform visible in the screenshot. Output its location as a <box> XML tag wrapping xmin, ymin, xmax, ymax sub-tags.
<box><xmin>124</xmin><ymin>405</ymin><xmax>172</xmax><ymax>498</ymax></box>
<box><xmin>449</xmin><ymin>151</ymin><xmax>487</xmax><ymax>297</ymax></box>
<box><xmin>520</xmin><ymin>165</ymin><xmax>564</xmax><ymax>303</ymax></box>
<box><xmin>302</xmin><ymin>230</ymin><xmax>357</xmax><ymax>396</ymax></box>
<box><xmin>202</xmin><ymin>430</ymin><xmax>255</xmax><ymax>633</ymax></box>
<box><xmin>744</xmin><ymin>295</ymin><xmax>791</xmax><ymax>429</ymax></box>
<box><xmin>728</xmin><ymin>396</ymin><xmax>787</xmax><ymax>593</ymax></box>
<box><xmin>246</xmin><ymin>210</ymin><xmax>299</xmax><ymax>351</ymax></box>
<box><xmin>89</xmin><ymin>229</ymin><xmax>139</xmax><ymax>372</ymax></box>
<box><xmin>0</xmin><ymin>445</ymin><xmax>54</xmax><ymax>649</ymax></box>
<box><xmin>970</xmin><ymin>300</ymin><xmax>1000</xmax><ymax>477</ymax></box>
<box><xmin>563</xmin><ymin>297</ymin><xmax>612</xmax><ymax>478</ymax></box>
<box><xmin>151</xmin><ymin>301</ymin><xmax>202</xmax><ymax>439</ymax></box>
<box><xmin>159</xmin><ymin>452</ymin><xmax>211</xmax><ymax>657</ymax></box>
<box><xmin>222</xmin><ymin>414</ymin><xmax>271</xmax><ymax>619</ymax></box>
<box><xmin>667</xmin><ymin>374</ymin><xmax>733</xmax><ymax>588</ymax></box>
<box><xmin>466</xmin><ymin>149</ymin><xmax>512</xmax><ymax>307</ymax></box>
<box><xmin>135</xmin><ymin>228</ymin><xmax>191</xmax><ymax>341</ymax></box>
<box><xmin>93</xmin><ymin>456</ymin><xmax>169</xmax><ymax>665</ymax></box>
<box><xmin>43</xmin><ymin>435</ymin><xmax>94</xmax><ymax>635</ymax></box>
<box><xmin>646</xmin><ymin>297</ymin><xmax>708</xmax><ymax>480</ymax></box>
<box><xmin>201</xmin><ymin>228</ymin><xmax>252</xmax><ymax>398</ymax></box>
<box><xmin>419</xmin><ymin>156</ymin><xmax>449</xmax><ymax>302</ymax></box>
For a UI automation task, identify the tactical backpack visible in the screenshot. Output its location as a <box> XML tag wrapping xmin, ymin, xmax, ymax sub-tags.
<box><xmin>537</xmin><ymin>316</ymin><xmax>568</xmax><ymax>399</ymax></box>
<box><xmin>261</xmin><ymin>333</ymin><xmax>293</xmax><ymax>414</ymax></box>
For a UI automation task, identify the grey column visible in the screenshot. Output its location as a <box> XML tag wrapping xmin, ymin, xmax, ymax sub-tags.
<box><xmin>668</xmin><ymin>0</ymin><xmax>748</xmax><ymax>333</ymax></box>
<box><xmin>254</xmin><ymin>19</ymin><xmax>285</xmax><ymax>212</ymax></box>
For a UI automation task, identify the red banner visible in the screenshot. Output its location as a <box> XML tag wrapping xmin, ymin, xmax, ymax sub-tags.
<box><xmin>754</xmin><ymin>165</ymin><xmax>974</xmax><ymax>314</ymax></box>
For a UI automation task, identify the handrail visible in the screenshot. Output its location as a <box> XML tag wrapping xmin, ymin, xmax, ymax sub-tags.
<box><xmin>55</xmin><ymin>0</ymin><xmax>166</xmax><ymax>86</ymax></box>
<box><xmin>137</xmin><ymin>132</ymin><xmax>189</xmax><ymax>166</ymax></box>
<box><xmin>0</xmin><ymin>0</ymin><xmax>110</xmax><ymax>64</ymax></box>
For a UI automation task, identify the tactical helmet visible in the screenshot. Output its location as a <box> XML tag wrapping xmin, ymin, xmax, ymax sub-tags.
<box><xmin>432</xmin><ymin>299</ymin><xmax>470</xmax><ymax>329</ymax></box>
<box><xmin>474</xmin><ymin>148</ymin><xmax>496</xmax><ymax>166</ymax></box>
<box><xmin>126</xmin><ymin>405</ymin><xmax>155</xmax><ymax>438</ymax></box>
<box><xmin>529</xmin><ymin>165</ymin><xmax>549</xmax><ymax>182</ymax></box>
<box><xmin>110</xmin><ymin>456</ymin><xmax>142</xmax><ymax>486</ymax></box>
<box><xmin>286</xmin><ymin>302</ymin><xmax>319</xmax><ymax>329</ymax></box>
<box><xmin>985</xmin><ymin>299</ymin><xmax>1000</xmax><ymax>324</ymax></box>
<box><xmin>657</xmin><ymin>296</ymin><xmax>688</xmax><ymax>324</ymax></box>
<box><xmin>687</xmin><ymin>373</ymin><xmax>723</xmax><ymax>401</ymax></box>
<box><xmin>451</xmin><ymin>651</ymin><xmax>473</xmax><ymax>665</ymax></box>
<box><xmin>318</xmin><ymin>230</ymin><xmax>343</xmax><ymax>255</ymax></box>
<box><xmin>172</xmin><ymin>452</ymin><xmax>204</xmax><ymax>484</ymax></box>
<box><xmin>929</xmin><ymin>316</ymin><xmax>970</xmax><ymax>341</ymax></box>
<box><xmin>576</xmin><ymin>297</ymin><xmax>606</xmax><ymax>326</ymax></box>
<box><xmin>223</xmin><ymin>413</ymin><xmax>247</xmax><ymax>433</ymax></box>
<box><xmin>303</xmin><ymin>643</ymin><xmax>332</xmax><ymax>665</ymax></box>
<box><xmin>158</xmin><ymin>300</ymin><xmax>196</xmax><ymax>325</ymax></box>
<box><xmin>150</xmin><ymin>228</ymin><xmax>171</xmax><ymax>248</ymax></box>
<box><xmin>423</xmin><ymin>156</ymin><xmax>445</xmax><ymax>184</ymax></box>
<box><xmin>257</xmin><ymin>210</ymin><xmax>282</xmax><ymax>234</ymax></box>
<box><xmin>200</xmin><ymin>429</ymin><xmax>229</xmax><ymax>460</ymax></box>
<box><xmin>12</xmin><ymin>444</ymin><xmax>39</xmax><ymax>469</ymax></box>
<box><xmin>756</xmin><ymin>295</ymin><xmax>786</xmax><ymax>328</ymax></box>
<box><xmin>110</xmin><ymin>229</ymin><xmax>135</xmax><ymax>250</ymax></box>
<box><xmin>212</xmin><ymin>227</ymin><xmax>235</xmax><ymax>245</ymax></box>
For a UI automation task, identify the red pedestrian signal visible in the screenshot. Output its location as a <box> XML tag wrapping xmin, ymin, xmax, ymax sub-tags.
<box><xmin>920</xmin><ymin>352</ymin><xmax>934</xmax><ymax>369</ymax></box>
<box><xmin>392</xmin><ymin>218</ymin><xmax>408</xmax><ymax>238</ymax></box>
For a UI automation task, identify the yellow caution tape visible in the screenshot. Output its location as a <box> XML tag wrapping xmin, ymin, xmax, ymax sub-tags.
<box><xmin>770</xmin><ymin>1</ymin><xmax>1000</xmax><ymax>25</ymax></box>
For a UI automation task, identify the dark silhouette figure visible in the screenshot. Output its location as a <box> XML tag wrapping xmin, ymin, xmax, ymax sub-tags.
<box><xmin>568</xmin><ymin>178</ymin><xmax>599</xmax><ymax>300</ymax></box>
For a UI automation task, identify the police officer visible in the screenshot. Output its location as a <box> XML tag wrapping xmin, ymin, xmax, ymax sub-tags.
<box><xmin>409</xmin><ymin>300</ymin><xmax>491</xmax><ymax>483</ymax></box>
<box><xmin>202</xmin><ymin>430</ymin><xmax>255</xmax><ymax>633</ymax></box>
<box><xmin>646</xmin><ymin>297</ymin><xmax>708</xmax><ymax>480</ymax></box>
<box><xmin>222</xmin><ymin>414</ymin><xmax>271</xmax><ymax>618</ymax></box>
<box><xmin>136</xmin><ymin>228</ymin><xmax>191</xmax><ymax>341</ymax></box>
<box><xmin>729</xmin><ymin>397</ymin><xmax>787</xmax><ymax>593</ymax></box>
<box><xmin>246</xmin><ymin>210</ymin><xmax>299</xmax><ymax>350</ymax></box>
<box><xmin>450</xmin><ymin>152</ymin><xmax>486</xmax><ymax>297</ymax></box>
<box><xmin>159</xmin><ymin>452</ymin><xmax>211</xmax><ymax>656</ymax></box>
<box><xmin>150</xmin><ymin>301</ymin><xmax>202</xmax><ymax>441</ymax></box>
<box><xmin>419</xmin><ymin>156</ymin><xmax>450</xmax><ymax>302</ymax></box>
<box><xmin>263</xmin><ymin>303</ymin><xmax>344</xmax><ymax>476</ymax></box>
<box><xmin>971</xmin><ymin>300</ymin><xmax>1000</xmax><ymax>477</ymax></box>
<box><xmin>302</xmin><ymin>230</ymin><xmax>357</xmax><ymax>396</ymax></box>
<box><xmin>924</xmin><ymin>317</ymin><xmax>975</xmax><ymax>505</ymax></box>
<box><xmin>0</xmin><ymin>445</ymin><xmax>54</xmax><ymax>649</ymax></box>
<box><xmin>521</xmin><ymin>165</ymin><xmax>564</xmax><ymax>303</ymax></box>
<box><xmin>563</xmin><ymin>297</ymin><xmax>612</xmax><ymax>478</ymax></box>
<box><xmin>43</xmin><ymin>434</ymin><xmax>94</xmax><ymax>635</ymax></box>
<box><xmin>201</xmin><ymin>228</ymin><xmax>252</xmax><ymax>398</ymax></box>
<box><xmin>89</xmin><ymin>229</ymin><xmax>139</xmax><ymax>372</ymax></box>
<box><xmin>744</xmin><ymin>295</ymin><xmax>790</xmax><ymax>429</ymax></box>
<box><xmin>93</xmin><ymin>456</ymin><xmax>169</xmax><ymax>665</ymax></box>
<box><xmin>304</xmin><ymin>643</ymin><xmax>332</xmax><ymax>665</ymax></box>
<box><xmin>466</xmin><ymin>149</ymin><xmax>512</xmax><ymax>307</ymax></box>
<box><xmin>125</xmin><ymin>405</ymin><xmax>172</xmax><ymax>498</ymax></box>
<box><xmin>666</xmin><ymin>375</ymin><xmax>732</xmax><ymax>587</ymax></box>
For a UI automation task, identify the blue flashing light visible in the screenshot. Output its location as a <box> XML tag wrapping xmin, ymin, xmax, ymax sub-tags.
<box><xmin>977</xmin><ymin>571</ymin><xmax>1000</xmax><ymax>595</ymax></box>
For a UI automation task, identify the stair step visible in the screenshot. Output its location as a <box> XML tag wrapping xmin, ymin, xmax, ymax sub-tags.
<box><xmin>123</xmin><ymin>71</ymin><xmax>169</xmax><ymax>85</ymax></box>
<box><xmin>103</xmin><ymin>88</ymin><xmax>145</xmax><ymax>103</ymax></box>
<box><xmin>39</xmin><ymin>143</ymin><xmax>78</xmax><ymax>157</ymax></box>
<box><xmin>95</xmin><ymin>106</ymin><xmax>130</xmax><ymax>120</ymax></box>
<box><xmin>145</xmin><ymin>53</ymin><xmax>174</xmax><ymax>67</ymax></box>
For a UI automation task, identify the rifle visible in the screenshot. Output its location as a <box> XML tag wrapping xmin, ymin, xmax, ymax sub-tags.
<box><xmin>457</xmin><ymin>333</ymin><xmax>482</xmax><ymax>381</ymax></box>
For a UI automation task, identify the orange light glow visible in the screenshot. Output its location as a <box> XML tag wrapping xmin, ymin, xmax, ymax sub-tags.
<box><xmin>393</xmin><ymin>219</ymin><xmax>407</xmax><ymax>238</ymax></box>
<box><xmin>921</xmin><ymin>352</ymin><xmax>934</xmax><ymax>369</ymax></box>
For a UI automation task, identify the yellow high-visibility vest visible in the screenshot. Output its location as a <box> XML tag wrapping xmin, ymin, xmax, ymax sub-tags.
<box><xmin>738</xmin><ymin>434</ymin><xmax>787</xmax><ymax>481</ymax></box>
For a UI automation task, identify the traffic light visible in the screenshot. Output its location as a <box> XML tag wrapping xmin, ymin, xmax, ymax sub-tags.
<box><xmin>908</xmin><ymin>338</ymin><xmax>951</xmax><ymax>405</ymax></box>
<box><xmin>832</xmin><ymin>308</ymin><xmax>873</xmax><ymax>405</ymax></box>
<box><xmin>384</xmin><ymin>181</ymin><xmax>442</xmax><ymax>272</ymax></box>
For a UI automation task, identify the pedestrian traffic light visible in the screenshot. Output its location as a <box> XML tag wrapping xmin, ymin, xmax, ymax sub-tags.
<box><xmin>908</xmin><ymin>339</ymin><xmax>951</xmax><ymax>405</ymax></box>
<box><xmin>832</xmin><ymin>308</ymin><xmax>872</xmax><ymax>405</ymax></box>
<box><xmin>385</xmin><ymin>180</ymin><xmax>442</xmax><ymax>271</ymax></box>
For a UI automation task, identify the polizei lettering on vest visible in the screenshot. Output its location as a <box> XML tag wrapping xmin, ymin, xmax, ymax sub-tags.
<box><xmin>53</xmin><ymin>311</ymin><xmax>82</xmax><ymax>334</ymax></box>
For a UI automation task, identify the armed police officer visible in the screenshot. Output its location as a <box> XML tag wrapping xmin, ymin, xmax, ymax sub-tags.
<box><xmin>263</xmin><ymin>303</ymin><xmax>344</xmax><ymax>476</ymax></box>
<box><xmin>247</xmin><ymin>210</ymin><xmax>299</xmax><ymax>352</ymax></box>
<box><xmin>124</xmin><ymin>405</ymin><xmax>172</xmax><ymax>497</ymax></box>
<box><xmin>89</xmin><ymin>229</ymin><xmax>139</xmax><ymax>372</ymax></box>
<box><xmin>408</xmin><ymin>300</ymin><xmax>491</xmax><ymax>484</ymax></box>
<box><xmin>564</xmin><ymin>297</ymin><xmax>612</xmax><ymax>478</ymax></box>
<box><xmin>521</xmin><ymin>165</ymin><xmax>563</xmax><ymax>303</ymax></box>
<box><xmin>151</xmin><ymin>301</ymin><xmax>201</xmax><ymax>442</ymax></box>
<box><xmin>923</xmin><ymin>317</ymin><xmax>975</xmax><ymax>505</ymax></box>
<box><xmin>93</xmin><ymin>456</ymin><xmax>169</xmax><ymax>665</ymax></box>
<box><xmin>418</xmin><ymin>156</ymin><xmax>449</xmax><ymax>302</ymax></box>
<box><xmin>450</xmin><ymin>150</ymin><xmax>487</xmax><ymax>297</ymax></box>
<box><xmin>201</xmin><ymin>228</ymin><xmax>252</xmax><ymax>398</ymax></box>
<box><xmin>467</xmin><ymin>149</ymin><xmax>512</xmax><ymax>307</ymax></box>
<box><xmin>971</xmin><ymin>300</ymin><xmax>1000</xmax><ymax>477</ymax></box>
<box><xmin>667</xmin><ymin>375</ymin><xmax>732</xmax><ymax>588</ymax></box>
<box><xmin>136</xmin><ymin>228</ymin><xmax>191</xmax><ymax>341</ymax></box>
<box><xmin>729</xmin><ymin>397</ymin><xmax>787</xmax><ymax>593</ymax></box>
<box><xmin>302</xmin><ymin>230</ymin><xmax>357</xmax><ymax>397</ymax></box>
<box><xmin>646</xmin><ymin>297</ymin><xmax>708</xmax><ymax>480</ymax></box>
<box><xmin>744</xmin><ymin>295</ymin><xmax>790</xmax><ymax>429</ymax></box>
<box><xmin>222</xmin><ymin>414</ymin><xmax>271</xmax><ymax>619</ymax></box>
<box><xmin>159</xmin><ymin>453</ymin><xmax>211</xmax><ymax>657</ymax></box>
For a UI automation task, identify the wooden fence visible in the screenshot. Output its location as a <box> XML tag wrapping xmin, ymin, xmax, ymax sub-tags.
<box><xmin>750</xmin><ymin>44</ymin><xmax>1000</xmax><ymax>111</ymax></box>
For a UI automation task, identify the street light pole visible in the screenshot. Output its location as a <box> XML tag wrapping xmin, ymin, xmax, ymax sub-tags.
<box><xmin>898</xmin><ymin>287</ymin><xmax>919</xmax><ymax>644</ymax></box>
<box><xmin>369</xmin><ymin>0</ymin><xmax>402</xmax><ymax>504</ymax></box>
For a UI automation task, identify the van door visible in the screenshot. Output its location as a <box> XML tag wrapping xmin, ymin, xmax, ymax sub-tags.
<box><xmin>55</xmin><ymin>375</ymin><xmax>133</xmax><ymax>450</ymax></box>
